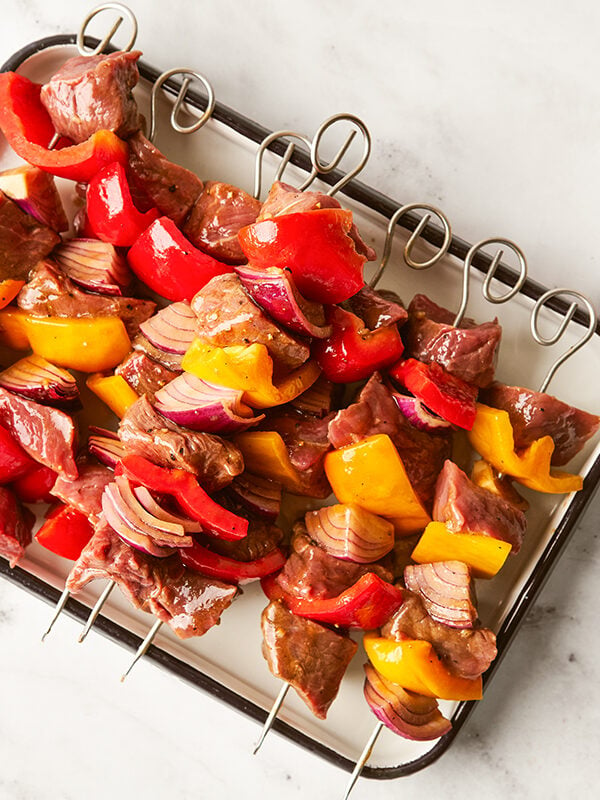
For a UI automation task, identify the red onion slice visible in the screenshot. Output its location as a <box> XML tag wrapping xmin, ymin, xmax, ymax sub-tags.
<box><xmin>228</xmin><ymin>473</ymin><xmax>282</xmax><ymax>520</ymax></box>
<box><xmin>404</xmin><ymin>561</ymin><xmax>477</xmax><ymax>629</ymax></box>
<box><xmin>290</xmin><ymin>375</ymin><xmax>340</xmax><ymax>418</ymax></box>
<box><xmin>54</xmin><ymin>238</ymin><xmax>131</xmax><ymax>295</ymax></box>
<box><xmin>139</xmin><ymin>302</ymin><xmax>197</xmax><ymax>355</ymax></box>
<box><xmin>154</xmin><ymin>373</ymin><xmax>264</xmax><ymax>433</ymax></box>
<box><xmin>305</xmin><ymin>503</ymin><xmax>394</xmax><ymax>563</ymax></box>
<box><xmin>132</xmin><ymin>484</ymin><xmax>202</xmax><ymax>533</ymax></box>
<box><xmin>101</xmin><ymin>494</ymin><xmax>175</xmax><ymax>558</ymax></box>
<box><xmin>391</xmin><ymin>391</ymin><xmax>452</xmax><ymax>432</ymax></box>
<box><xmin>88</xmin><ymin>428</ymin><xmax>125</xmax><ymax>468</ymax></box>
<box><xmin>235</xmin><ymin>265</ymin><xmax>331</xmax><ymax>339</ymax></box>
<box><xmin>0</xmin><ymin>355</ymin><xmax>80</xmax><ymax>409</ymax></box>
<box><xmin>363</xmin><ymin>664</ymin><xmax>452</xmax><ymax>741</ymax></box>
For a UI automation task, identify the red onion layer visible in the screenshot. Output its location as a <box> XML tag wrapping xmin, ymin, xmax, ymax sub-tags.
<box><xmin>305</xmin><ymin>503</ymin><xmax>394</xmax><ymax>563</ymax></box>
<box><xmin>88</xmin><ymin>428</ymin><xmax>125</xmax><ymax>468</ymax></box>
<box><xmin>54</xmin><ymin>238</ymin><xmax>131</xmax><ymax>295</ymax></box>
<box><xmin>392</xmin><ymin>391</ymin><xmax>452</xmax><ymax>432</ymax></box>
<box><xmin>228</xmin><ymin>472</ymin><xmax>282</xmax><ymax>520</ymax></box>
<box><xmin>139</xmin><ymin>302</ymin><xmax>197</xmax><ymax>355</ymax></box>
<box><xmin>404</xmin><ymin>561</ymin><xmax>477</xmax><ymax>629</ymax></box>
<box><xmin>0</xmin><ymin>355</ymin><xmax>79</xmax><ymax>409</ymax></box>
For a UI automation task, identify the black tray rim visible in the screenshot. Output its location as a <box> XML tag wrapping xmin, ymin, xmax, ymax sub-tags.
<box><xmin>1</xmin><ymin>33</ymin><xmax>600</xmax><ymax>782</ymax></box>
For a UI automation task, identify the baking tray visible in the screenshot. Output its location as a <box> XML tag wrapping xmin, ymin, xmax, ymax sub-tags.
<box><xmin>1</xmin><ymin>34</ymin><xmax>600</xmax><ymax>782</ymax></box>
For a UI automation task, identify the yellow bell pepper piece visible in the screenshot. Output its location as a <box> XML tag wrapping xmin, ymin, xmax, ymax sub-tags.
<box><xmin>234</xmin><ymin>430</ymin><xmax>307</xmax><ymax>494</ymax></box>
<box><xmin>86</xmin><ymin>373</ymin><xmax>139</xmax><ymax>418</ymax></box>
<box><xmin>324</xmin><ymin>434</ymin><xmax>431</xmax><ymax>536</ymax></box>
<box><xmin>22</xmin><ymin>315</ymin><xmax>131</xmax><ymax>373</ymax></box>
<box><xmin>364</xmin><ymin>633</ymin><xmax>483</xmax><ymax>701</ymax></box>
<box><xmin>468</xmin><ymin>403</ymin><xmax>583</xmax><ymax>494</ymax></box>
<box><xmin>182</xmin><ymin>340</ymin><xmax>320</xmax><ymax>409</ymax></box>
<box><xmin>0</xmin><ymin>308</ymin><xmax>30</xmax><ymax>350</ymax></box>
<box><xmin>411</xmin><ymin>521</ymin><xmax>511</xmax><ymax>579</ymax></box>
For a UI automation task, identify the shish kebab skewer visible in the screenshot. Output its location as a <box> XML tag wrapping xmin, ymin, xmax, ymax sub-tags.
<box><xmin>342</xmin><ymin>286</ymin><xmax>597</xmax><ymax>800</ymax></box>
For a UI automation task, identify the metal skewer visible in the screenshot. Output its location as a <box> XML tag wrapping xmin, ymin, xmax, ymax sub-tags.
<box><xmin>343</xmin><ymin>285</ymin><xmax>597</xmax><ymax>800</ymax></box>
<box><xmin>252</xmin><ymin>683</ymin><xmax>290</xmax><ymax>754</ymax></box>
<box><xmin>120</xmin><ymin>619</ymin><xmax>163</xmax><ymax>682</ymax></box>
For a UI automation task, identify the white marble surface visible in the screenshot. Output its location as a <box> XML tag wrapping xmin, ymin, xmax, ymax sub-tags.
<box><xmin>1</xmin><ymin>1</ymin><xmax>600</xmax><ymax>798</ymax></box>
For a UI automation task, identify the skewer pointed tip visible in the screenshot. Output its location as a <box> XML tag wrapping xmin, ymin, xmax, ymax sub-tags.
<box><xmin>253</xmin><ymin>683</ymin><xmax>290</xmax><ymax>755</ymax></box>
<box><xmin>120</xmin><ymin>618</ymin><xmax>163</xmax><ymax>682</ymax></box>
<box><xmin>41</xmin><ymin>586</ymin><xmax>70</xmax><ymax>642</ymax></box>
<box><xmin>78</xmin><ymin>581</ymin><xmax>115</xmax><ymax>643</ymax></box>
<box><xmin>341</xmin><ymin>722</ymin><xmax>384</xmax><ymax>800</ymax></box>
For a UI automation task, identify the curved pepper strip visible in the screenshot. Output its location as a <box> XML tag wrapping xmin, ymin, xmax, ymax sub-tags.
<box><xmin>181</xmin><ymin>540</ymin><xmax>286</xmax><ymax>583</ymax></box>
<box><xmin>263</xmin><ymin>572</ymin><xmax>403</xmax><ymax>630</ymax></box>
<box><xmin>0</xmin><ymin>73</ymin><xmax>128</xmax><ymax>182</ymax></box>
<box><xmin>234</xmin><ymin>430</ymin><xmax>309</xmax><ymax>494</ymax></box>
<box><xmin>35</xmin><ymin>504</ymin><xmax>94</xmax><ymax>560</ymax></box>
<box><xmin>238</xmin><ymin>208</ymin><xmax>366</xmax><ymax>303</ymax></box>
<box><xmin>182</xmin><ymin>340</ymin><xmax>321</xmax><ymax>409</ymax></box>
<box><xmin>87</xmin><ymin>162</ymin><xmax>159</xmax><ymax>247</ymax></box>
<box><xmin>115</xmin><ymin>455</ymin><xmax>249</xmax><ymax>540</ymax></box>
<box><xmin>411</xmin><ymin>521</ymin><xmax>511</xmax><ymax>580</ymax></box>
<box><xmin>324</xmin><ymin>433</ymin><xmax>431</xmax><ymax>535</ymax></box>
<box><xmin>390</xmin><ymin>358</ymin><xmax>477</xmax><ymax>430</ymax></box>
<box><xmin>364</xmin><ymin>632</ymin><xmax>483</xmax><ymax>701</ymax></box>
<box><xmin>313</xmin><ymin>305</ymin><xmax>404</xmax><ymax>383</ymax></box>
<box><xmin>468</xmin><ymin>403</ymin><xmax>583</xmax><ymax>494</ymax></box>
<box><xmin>127</xmin><ymin>217</ymin><xmax>232</xmax><ymax>301</ymax></box>
<box><xmin>86</xmin><ymin>373</ymin><xmax>139</xmax><ymax>419</ymax></box>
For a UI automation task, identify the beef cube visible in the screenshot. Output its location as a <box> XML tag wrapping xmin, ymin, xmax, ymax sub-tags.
<box><xmin>0</xmin><ymin>191</ymin><xmax>60</xmax><ymax>281</ymax></box>
<box><xmin>51</xmin><ymin>461</ymin><xmax>114</xmax><ymax>524</ymax></box>
<box><xmin>0</xmin><ymin>487</ymin><xmax>33</xmax><ymax>567</ymax></box>
<box><xmin>346</xmin><ymin>285</ymin><xmax>408</xmax><ymax>330</ymax></box>
<box><xmin>115</xmin><ymin>351</ymin><xmax>179</xmax><ymax>399</ymax></box>
<box><xmin>261</xmin><ymin>600</ymin><xmax>357</xmax><ymax>719</ymax></box>
<box><xmin>40</xmin><ymin>50</ymin><xmax>143</xmax><ymax>143</ymax></box>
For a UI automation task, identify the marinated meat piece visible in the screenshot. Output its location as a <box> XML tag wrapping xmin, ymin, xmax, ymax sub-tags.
<box><xmin>258</xmin><ymin>180</ymin><xmax>376</xmax><ymax>261</ymax></box>
<box><xmin>405</xmin><ymin>294</ymin><xmax>502</xmax><ymax>388</ymax></box>
<box><xmin>115</xmin><ymin>351</ymin><xmax>179</xmax><ymax>399</ymax></box>
<box><xmin>261</xmin><ymin>600</ymin><xmax>357</xmax><ymax>719</ymax></box>
<box><xmin>204</xmin><ymin>496</ymin><xmax>283</xmax><ymax>562</ymax></box>
<box><xmin>383</xmin><ymin>534</ymin><xmax>420</xmax><ymax>581</ymax></box>
<box><xmin>346</xmin><ymin>286</ymin><xmax>408</xmax><ymax>330</ymax></box>
<box><xmin>481</xmin><ymin>381</ymin><xmax>600</xmax><ymax>466</ymax></box>
<box><xmin>119</xmin><ymin>395</ymin><xmax>243</xmax><ymax>491</ymax></box>
<box><xmin>51</xmin><ymin>462</ymin><xmax>114</xmax><ymax>524</ymax></box>
<box><xmin>18</xmin><ymin>261</ymin><xmax>155</xmax><ymax>337</ymax></box>
<box><xmin>276</xmin><ymin>523</ymin><xmax>393</xmax><ymax>601</ymax></box>
<box><xmin>67</xmin><ymin>523</ymin><xmax>237</xmax><ymax>639</ymax></box>
<box><xmin>328</xmin><ymin>373</ymin><xmax>451</xmax><ymax>509</ymax></box>
<box><xmin>0</xmin><ymin>165</ymin><xmax>69</xmax><ymax>232</ymax></box>
<box><xmin>132</xmin><ymin>333</ymin><xmax>185</xmax><ymax>371</ymax></box>
<box><xmin>0</xmin><ymin>191</ymin><xmax>60</xmax><ymax>281</ymax></box>
<box><xmin>382</xmin><ymin>591</ymin><xmax>497</xmax><ymax>680</ymax></box>
<box><xmin>183</xmin><ymin>181</ymin><xmax>261</xmax><ymax>264</ymax></box>
<box><xmin>40</xmin><ymin>50</ymin><xmax>143</xmax><ymax>143</ymax></box>
<box><xmin>126</xmin><ymin>132</ymin><xmax>204</xmax><ymax>225</ymax></box>
<box><xmin>0</xmin><ymin>388</ymin><xmax>77</xmax><ymax>479</ymax></box>
<box><xmin>191</xmin><ymin>273</ymin><xmax>310</xmax><ymax>374</ymax></box>
<box><xmin>433</xmin><ymin>460</ymin><xmax>526</xmax><ymax>553</ymax></box>
<box><xmin>0</xmin><ymin>487</ymin><xmax>33</xmax><ymax>567</ymax></box>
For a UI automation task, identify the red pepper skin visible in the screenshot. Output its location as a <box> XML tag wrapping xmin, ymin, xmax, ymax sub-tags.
<box><xmin>181</xmin><ymin>540</ymin><xmax>286</xmax><ymax>583</ymax></box>
<box><xmin>238</xmin><ymin>209</ymin><xmax>366</xmax><ymax>304</ymax></box>
<box><xmin>390</xmin><ymin>358</ymin><xmax>478</xmax><ymax>430</ymax></box>
<box><xmin>0</xmin><ymin>73</ymin><xmax>128</xmax><ymax>182</ymax></box>
<box><xmin>127</xmin><ymin>217</ymin><xmax>232</xmax><ymax>301</ymax></box>
<box><xmin>87</xmin><ymin>162</ymin><xmax>159</xmax><ymax>246</ymax></box>
<box><xmin>35</xmin><ymin>504</ymin><xmax>94</xmax><ymax>560</ymax></box>
<box><xmin>115</xmin><ymin>455</ymin><xmax>249</xmax><ymax>540</ymax></box>
<box><xmin>262</xmin><ymin>571</ymin><xmax>403</xmax><ymax>630</ymax></box>
<box><xmin>12</xmin><ymin>463</ymin><xmax>57</xmax><ymax>504</ymax></box>
<box><xmin>313</xmin><ymin>305</ymin><xmax>404</xmax><ymax>383</ymax></box>
<box><xmin>0</xmin><ymin>423</ymin><xmax>36</xmax><ymax>484</ymax></box>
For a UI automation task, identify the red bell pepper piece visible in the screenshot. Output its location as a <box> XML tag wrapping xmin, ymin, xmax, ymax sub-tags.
<box><xmin>115</xmin><ymin>455</ymin><xmax>248</xmax><ymax>540</ymax></box>
<box><xmin>262</xmin><ymin>571</ymin><xmax>403</xmax><ymax>629</ymax></box>
<box><xmin>0</xmin><ymin>72</ymin><xmax>128</xmax><ymax>182</ymax></box>
<box><xmin>0</xmin><ymin>280</ymin><xmax>25</xmax><ymax>310</ymax></box>
<box><xmin>390</xmin><ymin>358</ymin><xmax>478</xmax><ymax>430</ymax></box>
<box><xmin>86</xmin><ymin>162</ymin><xmax>159</xmax><ymax>247</ymax></box>
<box><xmin>0</xmin><ymin>423</ymin><xmax>36</xmax><ymax>484</ymax></box>
<box><xmin>238</xmin><ymin>209</ymin><xmax>366</xmax><ymax>304</ymax></box>
<box><xmin>127</xmin><ymin>216</ymin><xmax>232</xmax><ymax>301</ymax></box>
<box><xmin>12</xmin><ymin>463</ymin><xmax>57</xmax><ymax>504</ymax></box>
<box><xmin>181</xmin><ymin>540</ymin><xmax>286</xmax><ymax>583</ymax></box>
<box><xmin>35</xmin><ymin>503</ymin><xmax>94</xmax><ymax>560</ymax></box>
<box><xmin>313</xmin><ymin>305</ymin><xmax>404</xmax><ymax>383</ymax></box>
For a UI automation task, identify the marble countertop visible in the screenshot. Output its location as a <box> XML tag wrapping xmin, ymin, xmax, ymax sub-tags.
<box><xmin>1</xmin><ymin>2</ymin><xmax>600</xmax><ymax>798</ymax></box>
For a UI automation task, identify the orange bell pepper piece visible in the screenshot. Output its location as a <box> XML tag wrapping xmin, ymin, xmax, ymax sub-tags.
<box><xmin>0</xmin><ymin>279</ymin><xmax>25</xmax><ymax>310</ymax></box>
<box><xmin>86</xmin><ymin>373</ymin><xmax>139</xmax><ymax>418</ymax></box>
<box><xmin>182</xmin><ymin>340</ymin><xmax>320</xmax><ymax>409</ymax></box>
<box><xmin>324</xmin><ymin>434</ymin><xmax>431</xmax><ymax>535</ymax></box>
<box><xmin>23</xmin><ymin>316</ymin><xmax>131</xmax><ymax>372</ymax></box>
<box><xmin>468</xmin><ymin>403</ymin><xmax>583</xmax><ymax>494</ymax></box>
<box><xmin>411</xmin><ymin>521</ymin><xmax>511</xmax><ymax>579</ymax></box>
<box><xmin>0</xmin><ymin>308</ymin><xmax>30</xmax><ymax>350</ymax></box>
<box><xmin>234</xmin><ymin>430</ymin><xmax>308</xmax><ymax>494</ymax></box>
<box><xmin>364</xmin><ymin>632</ymin><xmax>483</xmax><ymax>701</ymax></box>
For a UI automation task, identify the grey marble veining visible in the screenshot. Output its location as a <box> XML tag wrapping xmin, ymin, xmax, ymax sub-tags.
<box><xmin>1</xmin><ymin>1</ymin><xmax>600</xmax><ymax>798</ymax></box>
